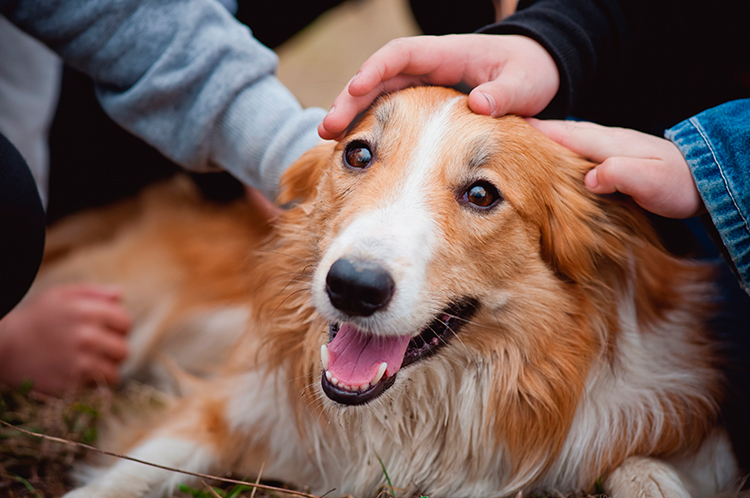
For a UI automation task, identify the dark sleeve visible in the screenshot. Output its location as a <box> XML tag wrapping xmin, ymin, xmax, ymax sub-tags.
<box><xmin>478</xmin><ymin>0</ymin><xmax>642</xmax><ymax>116</ymax></box>
<box><xmin>0</xmin><ymin>133</ymin><xmax>45</xmax><ymax>319</ymax></box>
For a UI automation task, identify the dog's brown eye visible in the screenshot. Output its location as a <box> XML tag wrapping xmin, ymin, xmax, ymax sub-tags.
<box><xmin>344</xmin><ymin>141</ymin><xmax>373</xmax><ymax>169</ymax></box>
<box><xmin>462</xmin><ymin>181</ymin><xmax>502</xmax><ymax>209</ymax></box>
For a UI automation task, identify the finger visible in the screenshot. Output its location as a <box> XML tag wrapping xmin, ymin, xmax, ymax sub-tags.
<box><xmin>469</xmin><ymin>68</ymin><xmax>554</xmax><ymax>117</ymax></box>
<box><xmin>319</xmin><ymin>73</ymin><xmax>425</xmax><ymax>140</ymax></box>
<box><xmin>64</xmin><ymin>283</ymin><xmax>123</xmax><ymax>302</ymax></box>
<box><xmin>75</xmin><ymin>298</ymin><xmax>133</xmax><ymax>334</ymax></box>
<box><xmin>469</xmin><ymin>76</ymin><xmax>521</xmax><ymax>117</ymax></box>
<box><xmin>100</xmin><ymin>303</ymin><xmax>132</xmax><ymax>334</ymax></box>
<box><xmin>77</xmin><ymin>326</ymin><xmax>129</xmax><ymax>361</ymax></box>
<box><xmin>88</xmin><ymin>358</ymin><xmax>121</xmax><ymax>386</ymax></box>
<box><xmin>586</xmin><ymin>156</ymin><xmax>664</xmax><ymax>199</ymax></box>
<box><xmin>347</xmin><ymin>36</ymin><xmax>460</xmax><ymax>97</ymax></box>
<box><xmin>526</xmin><ymin>119</ymin><xmax>615</xmax><ymax>162</ymax></box>
<box><xmin>244</xmin><ymin>186</ymin><xmax>283</xmax><ymax>219</ymax></box>
<box><xmin>526</xmin><ymin>119</ymin><xmax>660</xmax><ymax>163</ymax></box>
<box><xmin>75</xmin><ymin>354</ymin><xmax>121</xmax><ymax>386</ymax></box>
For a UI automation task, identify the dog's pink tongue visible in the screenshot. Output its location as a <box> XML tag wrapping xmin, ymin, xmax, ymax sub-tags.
<box><xmin>327</xmin><ymin>324</ymin><xmax>411</xmax><ymax>386</ymax></box>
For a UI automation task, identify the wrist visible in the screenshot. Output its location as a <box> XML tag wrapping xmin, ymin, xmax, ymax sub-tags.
<box><xmin>0</xmin><ymin>311</ymin><xmax>20</xmax><ymax>383</ymax></box>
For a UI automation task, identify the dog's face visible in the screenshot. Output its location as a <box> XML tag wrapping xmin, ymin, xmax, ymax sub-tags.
<box><xmin>279</xmin><ymin>87</ymin><xmax>659</xmax><ymax>412</ymax></box>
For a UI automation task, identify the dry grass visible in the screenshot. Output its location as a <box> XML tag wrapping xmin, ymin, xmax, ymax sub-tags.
<box><xmin>0</xmin><ymin>384</ymin><xmax>314</xmax><ymax>498</ymax></box>
<box><xmin>0</xmin><ymin>383</ymin><xmax>108</xmax><ymax>497</ymax></box>
<box><xmin>0</xmin><ymin>382</ymin><xmax>634</xmax><ymax>498</ymax></box>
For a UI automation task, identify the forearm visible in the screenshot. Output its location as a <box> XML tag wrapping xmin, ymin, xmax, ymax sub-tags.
<box><xmin>1</xmin><ymin>0</ymin><xmax>325</xmax><ymax>199</ymax></box>
<box><xmin>666</xmin><ymin>99</ymin><xmax>750</xmax><ymax>293</ymax></box>
<box><xmin>478</xmin><ymin>0</ymin><xmax>642</xmax><ymax>116</ymax></box>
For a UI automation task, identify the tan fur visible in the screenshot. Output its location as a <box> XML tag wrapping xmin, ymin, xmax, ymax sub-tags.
<box><xmin>53</xmin><ymin>88</ymin><xmax>734</xmax><ymax>498</ymax></box>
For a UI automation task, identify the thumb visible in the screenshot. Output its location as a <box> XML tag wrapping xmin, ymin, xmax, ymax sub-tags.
<box><xmin>585</xmin><ymin>156</ymin><xmax>662</xmax><ymax>200</ymax></box>
<box><xmin>468</xmin><ymin>79</ymin><xmax>516</xmax><ymax>117</ymax></box>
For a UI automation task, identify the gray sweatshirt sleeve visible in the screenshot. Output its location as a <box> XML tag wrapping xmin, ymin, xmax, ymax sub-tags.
<box><xmin>0</xmin><ymin>0</ymin><xmax>327</xmax><ymax>199</ymax></box>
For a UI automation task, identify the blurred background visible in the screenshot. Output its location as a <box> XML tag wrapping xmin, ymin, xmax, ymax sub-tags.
<box><xmin>276</xmin><ymin>0</ymin><xmax>420</xmax><ymax>109</ymax></box>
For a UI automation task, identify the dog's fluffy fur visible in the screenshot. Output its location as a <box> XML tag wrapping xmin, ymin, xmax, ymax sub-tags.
<box><xmin>45</xmin><ymin>87</ymin><xmax>737</xmax><ymax>498</ymax></box>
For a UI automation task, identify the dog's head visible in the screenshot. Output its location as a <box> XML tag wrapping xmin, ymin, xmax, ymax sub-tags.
<box><xmin>277</xmin><ymin>87</ymin><xmax>702</xmax><ymax>413</ymax></box>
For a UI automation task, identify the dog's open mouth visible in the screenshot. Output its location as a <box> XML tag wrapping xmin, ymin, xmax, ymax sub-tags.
<box><xmin>320</xmin><ymin>300</ymin><xmax>477</xmax><ymax>405</ymax></box>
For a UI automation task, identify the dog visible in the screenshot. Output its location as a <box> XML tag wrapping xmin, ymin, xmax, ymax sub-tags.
<box><xmin>44</xmin><ymin>87</ymin><xmax>737</xmax><ymax>498</ymax></box>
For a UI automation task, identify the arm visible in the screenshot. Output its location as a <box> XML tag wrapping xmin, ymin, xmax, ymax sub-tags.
<box><xmin>317</xmin><ymin>0</ymin><xmax>642</xmax><ymax>139</ymax></box>
<box><xmin>0</xmin><ymin>0</ymin><xmax>326</xmax><ymax>200</ymax></box>
<box><xmin>529</xmin><ymin>99</ymin><xmax>750</xmax><ymax>293</ymax></box>
<box><xmin>478</xmin><ymin>0</ymin><xmax>642</xmax><ymax>116</ymax></box>
<box><xmin>666</xmin><ymin>99</ymin><xmax>750</xmax><ymax>293</ymax></box>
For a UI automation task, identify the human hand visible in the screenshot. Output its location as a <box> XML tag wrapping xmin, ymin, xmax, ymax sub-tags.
<box><xmin>244</xmin><ymin>186</ymin><xmax>283</xmax><ymax>219</ymax></box>
<box><xmin>527</xmin><ymin>119</ymin><xmax>704</xmax><ymax>219</ymax></box>
<box><xmin>318</xmin><ymin>34</ymin><xmax>559</xmax><ymax>139</ymax></box>
<box><xmin>0</xmin><ymin>284</ymin><xmax>132</xmax><ymax>394</ymax></box>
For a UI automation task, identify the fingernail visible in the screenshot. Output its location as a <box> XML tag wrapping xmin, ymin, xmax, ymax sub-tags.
<box><xmin>326</xmin><ymin>105</ymin><xmax>336</xmax><ymax>117</ymax></box>
<box><xmin>585</xmin><ymin>168</ymin><xmax>599</xmax><ymax>189</ymax></box>
<box><xmin>480</xmin><ymin>92</ymin><xmax>497</xmax><ymax>117</ymax></box>
<box><xmin>347</xmin><ymin>72</ymin><xmax>360</xmax><ymax>89</ymax></box>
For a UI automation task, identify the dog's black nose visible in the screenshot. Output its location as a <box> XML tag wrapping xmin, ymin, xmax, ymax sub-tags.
<box><xmin>326</xmin><ymin>258</ymin><xmax>395</xmax><ymax>317</ymax></box>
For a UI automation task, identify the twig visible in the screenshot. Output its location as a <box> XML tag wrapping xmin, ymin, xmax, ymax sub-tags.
<box><xmin>250</xmin><ymin>462</ymin><xmax>265</xmax><ymax>498</ymax></box>
<box><xmin>202</xmin><ymin>480</ymin><xmax>224</xmax><ymax>498</ymax></box>
<box><xmin>0</xmin><ymin>419</ymin><xmax>321</xmax><ymax>498</ymax></box>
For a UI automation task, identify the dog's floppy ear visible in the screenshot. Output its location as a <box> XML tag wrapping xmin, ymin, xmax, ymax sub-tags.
<box><xmin>533</xmin><ymin>152</ymin><xmax>628</xmax><ymax>284</ymax></box>
<box><xmin>277</xmin><ymin>141</ymin><xmax>335</xmax><ymax>205</ymax></box>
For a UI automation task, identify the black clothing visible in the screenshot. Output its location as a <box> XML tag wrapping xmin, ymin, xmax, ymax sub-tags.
<box><xmin>0</xmin><ymin>132</ymin><xmax>45</xmax><ymax>318</ymax></box>
<box><xmin>480</xmin><ymin>0</ymin><xmax>750</xmax><ymax>135</ymax></box>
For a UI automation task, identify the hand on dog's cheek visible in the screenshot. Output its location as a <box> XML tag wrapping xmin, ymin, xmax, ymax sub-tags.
<box><xmin>526</xmin><ymin>118</ymin><xmax>705</xmax><ymax>219</ymax></box>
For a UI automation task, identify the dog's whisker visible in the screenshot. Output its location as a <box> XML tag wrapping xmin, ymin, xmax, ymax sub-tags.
<box><xmin>271</xmin><ymin>271</ymin><xmax>313</xmax><ymax>301</ymax></box>
<box><xmin>271</xmin><ymin>287</ymin><xmax>313</xmax><ymax>317</ymax></box>
<box><xmin>255</xmin><ymin>249</ymin><xmax>316</xmax><ymax>267</ymax></box>
<box><xmin>247</xmin><ymin>269</ymin><xmax>313</xmax><ymax>299</ymax></box>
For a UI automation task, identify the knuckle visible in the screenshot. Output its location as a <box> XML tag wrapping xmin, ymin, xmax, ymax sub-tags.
<box><xmin>75</xmin><ymin>356</ymin><xmax>94</xmax><ymax>376</ymax></box>
<box><xmin>75</xmin><ymin>328</ymin><xmax>98</xmax><ymax>350</ymax></box>
<box><xmin>113</xmin><ymin>340</ymin><xmax>130</xmax><ymax>361</ymax></box>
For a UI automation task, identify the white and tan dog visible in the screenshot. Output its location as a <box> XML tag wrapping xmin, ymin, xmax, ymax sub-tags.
<box><xmin>45</xmin><ymin>87</ymin><xmax>737</xmax><ymax>498</ymax></box>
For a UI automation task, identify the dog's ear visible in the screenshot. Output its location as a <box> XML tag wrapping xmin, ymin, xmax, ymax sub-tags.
<box><xmin>533</xmin><ymin>152</ymin><xmax>629</xmax><ymax>284</ymax></box>
<box><xmin>277</xmin><ymin>141</ymin><xmax>335</xmax><ymax>205</ymax></box>
<box><xmin>535</xmin><ymin>148</ymin><xmax>712</xmax><ymax>328</ymax></box>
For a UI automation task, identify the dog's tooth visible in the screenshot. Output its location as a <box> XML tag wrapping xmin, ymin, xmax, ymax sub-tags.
<box><xmin>372</xmin><ymin>362</ymin><xmax>387</xmax><ymax>385</ymax></box>
<box><xmin>320</xmin><ymin>344</ymin><xmax>329</xmax><ymax>370</ymax></box>
<box><xmin>359</xmin><ymin>383</ymin><xmax>370</xmax><ymax>391</ymax></box>
<box><xmin>331</xmin><ymin>376</ymin><xmax>339</xmax><ymax>385</ymax></box>
<box><xmin>326</xmin><ymin>371</ymin><xmax>332</xmax><ymax>381</ymax></box>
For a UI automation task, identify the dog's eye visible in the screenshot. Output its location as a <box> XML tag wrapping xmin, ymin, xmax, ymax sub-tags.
<box><xmin>461</xmin><ymin>181</ymin><xmax>502</xmax><ymax>209</ymax></box>
<box><xmin>344</xmin><ymin>141</ymin><xmax>373</xmax><ymax>169</ymax></box>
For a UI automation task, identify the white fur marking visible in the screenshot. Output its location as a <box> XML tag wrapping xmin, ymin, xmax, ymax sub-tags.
<box><xmin>312</xmin><ymin>97</ymin><xmax>463</xmax><ymax>337</ymax></box>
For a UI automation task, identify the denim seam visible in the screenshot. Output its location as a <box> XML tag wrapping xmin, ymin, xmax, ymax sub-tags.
<box><xmin>691</xmin><ymin>116</ymin><xmax>750</xmax><ymax>238</ymax></box>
